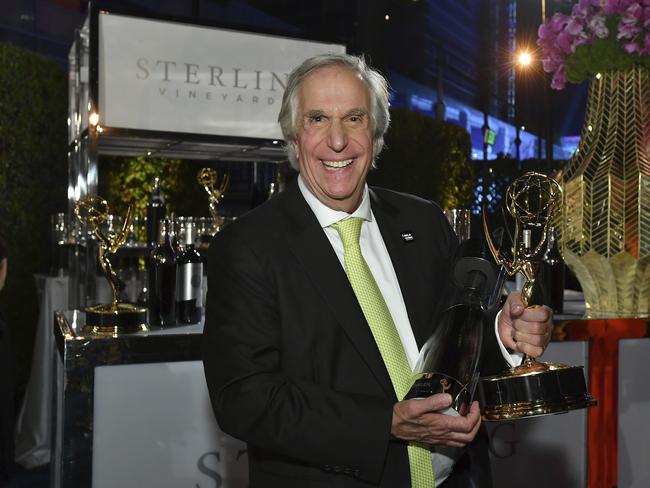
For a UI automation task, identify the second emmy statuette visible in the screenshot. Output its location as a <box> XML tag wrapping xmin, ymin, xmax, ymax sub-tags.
<box><xmin>75</xmin><ymin>195</ymin><xmax>147</xmax><ymax>336</ymax></box>
<box><xmin>197</xmin><ymin>168</ymin><xmax>229</xmax><ymax>235</ymax></box>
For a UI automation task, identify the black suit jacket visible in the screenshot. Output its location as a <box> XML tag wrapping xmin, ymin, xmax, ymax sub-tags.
<box><xmin>203</xmin><ymin>181</ymin><xmax>506</xmax><ymax>487</ymax></box>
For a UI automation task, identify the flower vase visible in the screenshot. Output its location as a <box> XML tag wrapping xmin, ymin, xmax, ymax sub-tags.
<box><xmin>559</xmin><ymin>66</ymin><xmax>650</xmax><ymax>317</ymax></box>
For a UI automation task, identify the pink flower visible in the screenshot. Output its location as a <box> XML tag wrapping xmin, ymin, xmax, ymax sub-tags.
<box><xmin>566</xmin><ymin>18</ymin><xmax>586</xmax><ymax>35</ymax></box>
<box><xmin>589</xmin><ymin>12</ymin><xmax>609</xmax><ymax>37</ymax></box>
<box><xmin>625</xmin><ymin>2</ymin><xmax>644</xmax><ymax>19</ymax></box>
<box><xmin>542</xmin><ymin>48</ymin><xmax>564</xmax><ymax>71</ymax></box>
<box><xmin>557</xmin><ymin>31</ymin><xmax>577</xmax><ymax>52</ymax></box>
<box><xmin>624</xmin><ymin>41</ymin><xmax>640</xmax><ymax>52</ymax></box>
<box><xmin>617</xmin><ymin>18</ymin><xmax>642</xmax><ymax>39</ymax></box>
<box><xmin>551</xmin><ymin>65</ymin><xmax>568</xmax><ymax>90</ymax></box>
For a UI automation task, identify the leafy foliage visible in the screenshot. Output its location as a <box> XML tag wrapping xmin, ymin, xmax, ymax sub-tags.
<box><xmin>99</xmin><ymin>156</ymin><xmax>184</xmax><ymax>219</ymax></box>
<box><xmin>368</xmin><ymin>108</ymin><xmax>476</xmax><ymax>209</ymax></box>
<box><xmin>0</xmin><ymin>42</ymin><xmax>68</xmax><ymax>386</ymax></box>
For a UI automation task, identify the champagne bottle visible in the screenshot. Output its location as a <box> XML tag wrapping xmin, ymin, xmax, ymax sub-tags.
<box><xmin>175</xmin><ymin>220</ymin><xmax>203</xmax><ymax>324</ymax></box>
<box><xmin>146</xmin><ymin>177</ymin><xmax>165</xmax><ymax>249</ymax></box>
<box><xmin>540</xmin><ymin>226</ymin><xmax>564</xmax><ymax>314</ymax></box>
<box><xmin>406</xmin><ymin>238</ymin><xmax>500</xmax><ymax>414</ymax></box>
<box><xmin>148</xmin><ymin>218</ymin><xmax>177</xmax><ymax>327</ymax></box>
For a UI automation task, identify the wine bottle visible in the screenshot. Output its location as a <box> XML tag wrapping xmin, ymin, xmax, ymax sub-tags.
<box><xmin>540</xmin><ymin>226</ymin><xmax>564</xmax><ymax>314</ymax></box>
<box><xmin>148</xmin><ymin>218</ymin><xmax>177</xmax><ymax>327</ymax></box>
<box><xmin>146</xmin><ymin>177</ymin><xmax>166</xmax><ymax>249</ymax></box>
<box><xmin>175</xmin><ymin>220</ymin><xmax>203</xmax><ymax>324</ymax></box>
<box><xmin>406</xmin><ymin>238</ymin><xmax>500</xmax><ymax>414</ymax></box>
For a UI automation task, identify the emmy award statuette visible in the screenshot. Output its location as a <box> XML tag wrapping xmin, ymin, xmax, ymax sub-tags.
<box><xmin>479</xmin><ymin>172</ymin><xmax>596</xmax><ymax>420</ymax></box>
<box><xmin>74</xmin><ymin>195</ymin><xmax>148</xmax><ymax>336</ymax></box>
<box><xmin>197</xmin><ymin>168</ymin><xmax>230</xmax><ymax>235</ymax></box>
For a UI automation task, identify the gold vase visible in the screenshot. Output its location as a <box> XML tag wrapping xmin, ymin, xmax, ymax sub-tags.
<box><xmin>559</xmin><ymin>66</ymin><xmax>650</xmax><ymax>317</ymax></box>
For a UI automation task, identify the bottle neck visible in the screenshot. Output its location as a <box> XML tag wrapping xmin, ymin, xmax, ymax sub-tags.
<box><xmin>162</xmin><ymin>219</ymin><xmax>176</xmax><ymax>247</ymax></box>
<box><xmin>184</xmin><ymin>222</ymin><xmax>195</xmax><ymax>246</ymax></box>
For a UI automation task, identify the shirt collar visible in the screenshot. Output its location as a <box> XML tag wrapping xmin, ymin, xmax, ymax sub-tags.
<box><xmin>298</xmin><ymin>174</ymin><xmax>373</xmax><ymax>228</ymax></box>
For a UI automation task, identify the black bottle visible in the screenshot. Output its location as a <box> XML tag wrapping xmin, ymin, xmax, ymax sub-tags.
<box><xmin>540</xmin><ymin>226</ymin><xmax>564</xmax><ymax>314</ymax></box>
<box><xmin>406</xmin><ymin>238</ymin><xmax>501</xmax><ymax>413</ymax></box>
<box><xmin>175</xmin><ymin>221</ymin><xmax>203</xmax><ymax>324</ymax></box>
<box><xmin>146</xmin><ymin>177</ymin><xmax>165</xmax><ymax>249</ymax></box>
<box><xmin>148</xmin><ymin>218</ymin><xmax>177</xmax><ymax>327</ymax></box>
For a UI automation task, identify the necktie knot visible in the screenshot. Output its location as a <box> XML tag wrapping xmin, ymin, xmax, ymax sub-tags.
<box><xmin>331</xmin><ymin>217</ymin><xmax>364</xmax><ymax>250</ymax></box>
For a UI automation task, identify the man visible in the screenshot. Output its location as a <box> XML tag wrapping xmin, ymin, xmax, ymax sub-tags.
<box><xmin>203</xmin><ymin>54</ymin><xmax>552</xmax><ymax>487</ymax></box>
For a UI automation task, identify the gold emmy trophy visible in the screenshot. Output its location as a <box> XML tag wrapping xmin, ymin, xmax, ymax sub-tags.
<box><xmin>74</xmin><ymin>195</ymin><xmax>147</xmax><ymax>336</ymax></box>
<box><xmin>197</xmin><ymin>168</ymin><xmax>230</xmax><ymax>235</ymax></box>
<box><xmin>479</xmin><ymin>172</ymin><xmax>596</xmax><ymax>420</ymax></box>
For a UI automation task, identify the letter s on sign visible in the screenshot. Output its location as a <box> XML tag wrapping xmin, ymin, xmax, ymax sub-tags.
<box><xmin>136</xmin><ymin>58</ymin><xmax>149</xmax><ymax>80</ymax></box>
<box><xmin>196</xmin><ymin>451</ymin><xmax>223</xmax><ymax>488</ymax></box>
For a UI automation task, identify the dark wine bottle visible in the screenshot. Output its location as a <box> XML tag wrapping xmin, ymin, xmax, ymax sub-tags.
<box><xmin>540</xmin><ymin>226</ymin><xmax>564</xmax><ymax>314</ymax></box>
<box><xmin>406</xmin><ymin>238</ymin><xmax>500</xmax><ymax>414</ymax></box>
<box><xmin>175</xmin><ymin>220</ymin><xmax>203</xmax><ymax>324</ymax></box>
<box><xmin>146</xmin><ymin>177</ymin><xmax>166</xmax><ymax>249</ymax></box>
<box><xmin>148</xmin><ymin>218</ymin><xmax>177</xmax><ymax>327</ymax></box>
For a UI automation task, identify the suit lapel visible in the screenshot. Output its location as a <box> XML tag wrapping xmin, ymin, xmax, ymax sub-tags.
<box><xmin>279</xmin><ymin>183</ymin><xmax>395</xmax><ymax>398</ymax></box>
<box><xmin>370</xmin><ymin>189</ymin><xmax>430</xmax><ymax>349</ymax></box>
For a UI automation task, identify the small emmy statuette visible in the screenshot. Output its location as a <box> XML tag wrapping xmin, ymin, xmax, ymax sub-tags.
<box><xmin>74</xmin><ymin>195</ymin><xmax>147</xmax><ymax>336</ymax></box>
<box><xmin>197</xmin><ymin>168</ymin><xmax>229</xmax><ymax>235</ymax></box>
<box><xmin>479</xmin><ymin>172</ymin><xmax>596</xmax><ymax>420</ymax></box>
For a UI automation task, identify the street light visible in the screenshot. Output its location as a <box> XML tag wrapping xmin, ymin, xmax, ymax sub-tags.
<box><xmin>516</xmin><ymin>50</ymin><xmax>533</xmax><ymax>68</ymax></box>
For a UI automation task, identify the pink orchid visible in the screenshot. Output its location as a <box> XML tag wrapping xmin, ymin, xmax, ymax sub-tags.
<box><xmin>557</xmin><ymin>31</ymin><xmax>577</xmax><ymax>52</ymax></box>
<box><xmin>567</xmin><ymin>18</ymin><xmax>586</xmax><ymax>35</ymax></box>
<box><xmin>588</xmin><ymin>13</ymin><xmax>609</xmax><ymax>37</ymax></box>
<box><xmin>551</xmin><ymin>65</ymin><xmax>568</xmax><ymax>90</ymax></box>
<box><xmin>538</xmin><ymin>0</ymin><xmax>650</xmax><ymax>89</ymax></box>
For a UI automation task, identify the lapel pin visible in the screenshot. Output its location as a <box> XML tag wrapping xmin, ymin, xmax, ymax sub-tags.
<box><xmin>401</xmin><ymin>231</ymin><xmax>415</xmax><ymax>243</ymax></box>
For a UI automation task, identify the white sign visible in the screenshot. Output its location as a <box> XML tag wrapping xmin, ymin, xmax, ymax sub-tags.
<box><xmin>619</xmin><ymin>339</ymin><xmax>650</xmax><ymax>487</ymax></box>
<box><xmin>93</xmin><ymin>361</ymin><xmax>248</xmax><ymax>488</ymax></box>
<box><xmin>98</xmin><ymin>13</ymin><xmax>345</xmax><ymax>139</ymax></box>
<box><xmin>487</xmin><ymin>342</ymin><xmax>589</xmax><ymax>487</ymax></box>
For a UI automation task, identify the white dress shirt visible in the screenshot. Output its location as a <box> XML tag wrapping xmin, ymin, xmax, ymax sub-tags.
<box><xmin>298</xmin><ymin>176</ymin><xmax>517</xmax><ymax>484</ymax></box>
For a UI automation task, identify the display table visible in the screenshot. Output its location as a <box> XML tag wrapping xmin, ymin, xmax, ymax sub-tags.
<box><xmin>51</xmin><ymin>311</ymin><xmax>248</xmax><ymax>488</ymax></box>
<box><xmin>14</xmin><ymin>274</ymin><xmax>68</xmax><ymax>469</ymax></box>
<box><xmin>559</xmin><ymin>317</ymin><xmax>650</xmax><ymax>488</ymax></box>
<box><xmin>50</xmin><ymin>306</ymin><xmax>650</xmax><ymax>488</ymax></box>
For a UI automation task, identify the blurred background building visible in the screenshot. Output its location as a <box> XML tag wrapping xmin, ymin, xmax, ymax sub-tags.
<box><xmin>0</xmin><ymin>0</ymin><xmax>588</xmax><ymax>162</ymax></box>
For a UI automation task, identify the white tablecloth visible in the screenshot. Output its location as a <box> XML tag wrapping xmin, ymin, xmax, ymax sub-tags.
<box><xmin>14</xmin><ymin>274</ymin><xmax>68</xmax><ymax>468</ymax></box>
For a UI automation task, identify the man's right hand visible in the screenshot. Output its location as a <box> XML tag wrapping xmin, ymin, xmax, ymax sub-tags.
<box><xmin>391</xmin><ymin>394</ymin><xmax>481</xmax><ymax>448</ymax></box>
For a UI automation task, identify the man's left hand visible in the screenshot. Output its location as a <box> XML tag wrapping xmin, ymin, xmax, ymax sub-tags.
<box><xmin>498</xmin><ymin>292</ymin><xmax>553</xmax><ymax>358</ymax></box>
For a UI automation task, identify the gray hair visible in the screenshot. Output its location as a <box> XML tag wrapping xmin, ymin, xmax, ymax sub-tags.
<box><xmin>278</xmin><ymin>53</ymin><xmax>391</xmax><ymax>170</ymax></box>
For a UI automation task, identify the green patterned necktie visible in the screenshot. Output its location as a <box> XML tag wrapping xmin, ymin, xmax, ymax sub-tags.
<box><xmin>331</xmin><ymin>217</ymin><xmax>435</xmax><ymax>488</ymax></box>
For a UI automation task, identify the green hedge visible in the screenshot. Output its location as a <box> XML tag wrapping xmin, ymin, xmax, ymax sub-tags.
<box><xmin>0</xmin><ymin>43</ymin><xmax>68</xmax><ymax>389</ymax></box>
<box><xmin>369</xmin><ymin>108</ymin><xmax>475</xmax><ymax>209</ymax></box>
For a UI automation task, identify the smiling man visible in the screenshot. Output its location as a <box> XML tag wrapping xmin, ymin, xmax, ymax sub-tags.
<box><xmin>203</xmin><ymin>54</ymin><xmax>553</xmax><ymax>488</ymax></box>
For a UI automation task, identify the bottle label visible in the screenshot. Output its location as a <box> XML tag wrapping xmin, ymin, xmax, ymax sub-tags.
<box><xmin>176</xmin><ymin>263</ymin><xmax>203</xmax><ymax>302</ymax></box>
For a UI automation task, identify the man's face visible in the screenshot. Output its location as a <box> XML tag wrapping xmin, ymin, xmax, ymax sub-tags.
<box><xmin>294</xmin><ymin>65</ymin><xmax>374</xmax><ymax>213</ymax></box>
